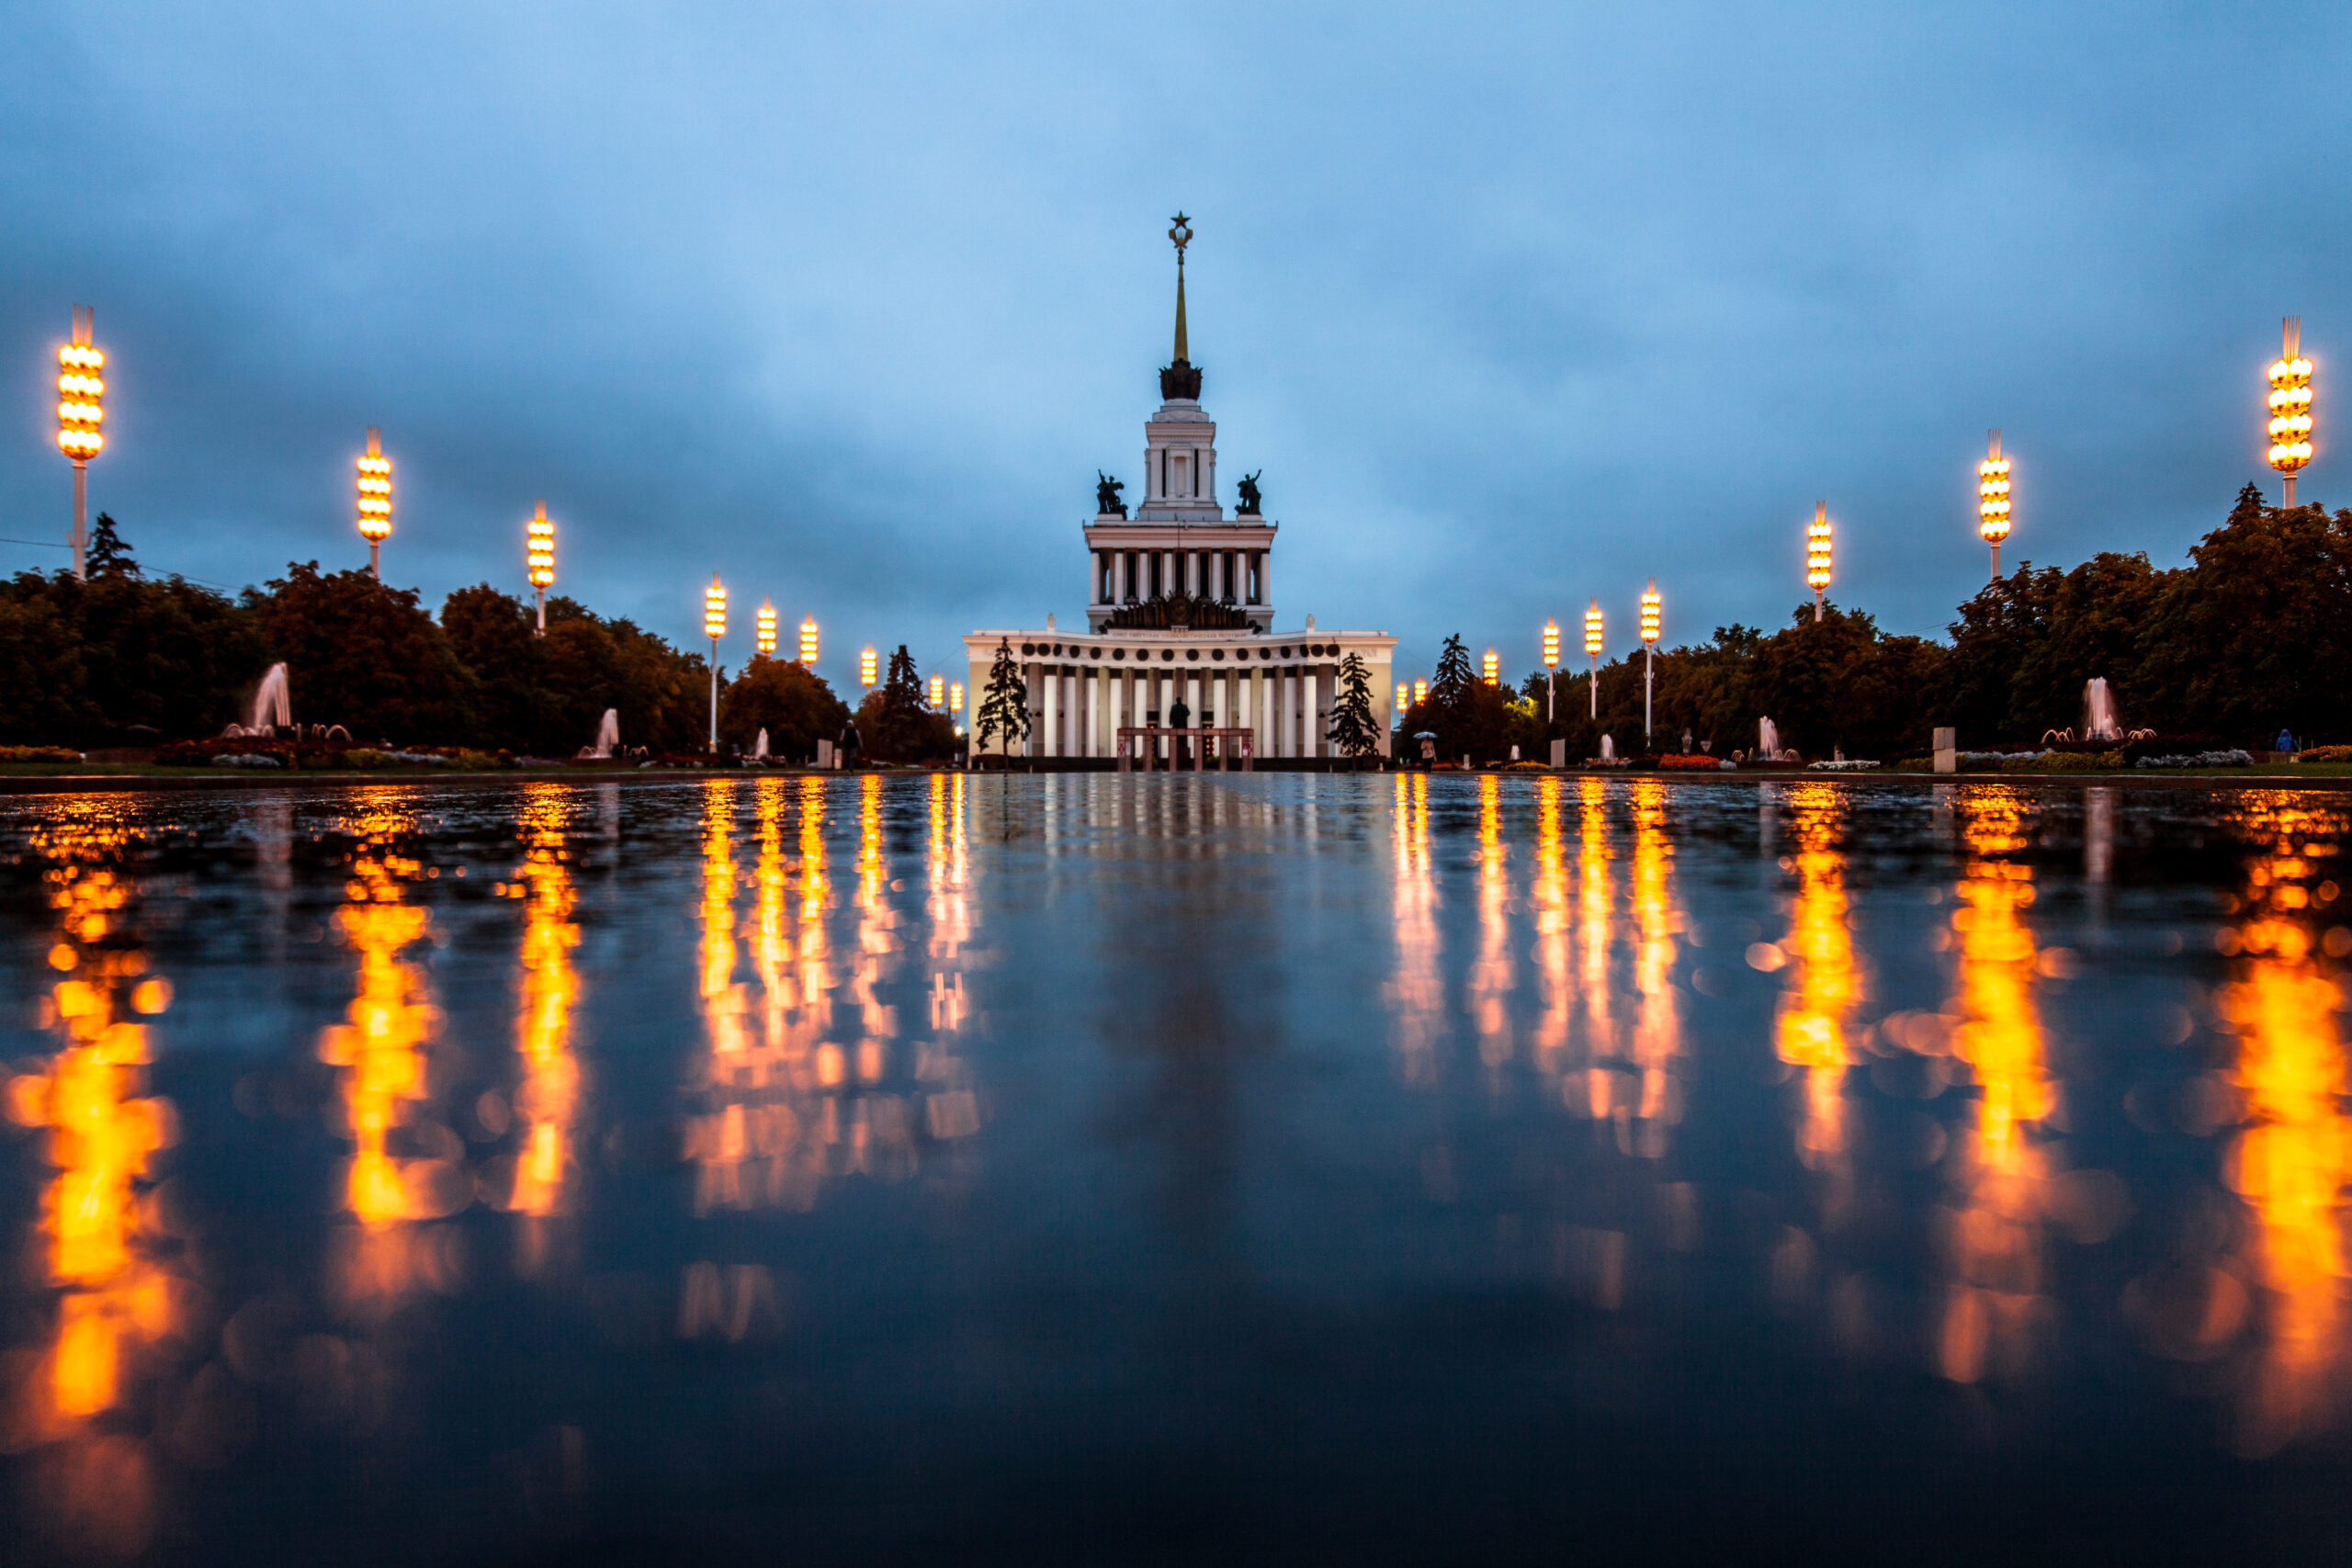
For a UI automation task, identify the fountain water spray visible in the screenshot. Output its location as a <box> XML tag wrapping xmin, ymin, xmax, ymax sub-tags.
<box><xmin>2084</xmin><ymin>679</ymin><xmax>2120</xmax><ymax>743</ymax></box>
<box><xmin>222</xmin><ymin>663</ymin><xmax>291</xmax><ymax>738</ymax></box>
<box><xmin>589</xmin><ymin>708</ymin><xmax>619</xmax><ymax>760</ymax></box>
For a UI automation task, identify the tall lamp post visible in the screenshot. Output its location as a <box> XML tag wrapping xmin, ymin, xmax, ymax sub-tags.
<box><xmin>756</xmin><ymin>599</ymin><xmax>777</xmax><ymax>658</ymax></box>
<box><xmin>1977</xmin><ymin>432</ymin><xmax>2011</xmax><ymax>581</ymax></box>
<box><xmin>526</xmin><ymin>501</ymin><xmax>555</xmax><ymax>633</ymax></box>
<box><xmin>929</xmin><ymin>674</ymin><xmax>945</xmax><ymax>709</ymax></box>
<box><xmin>1640</xmin><ymin>578</ymin><xmax>1660</xmax><ymax>745</ymax></box>
<box><xmin>1541</xmin><ymin>618</ymin><xmax>1560</xmax><ymax>724</ymax></box>
<box><xmin>55</xmin><ymin>306</ymin><xmax>106</xmax><ymax>582</ymax></box>
<box><xmin>356</xmin><ymin>429</ymin><xmax>392</xmax><ymax>581</ymax></box>
<box><xmin>859</xmin><ymin>645</ymin><xmax>877</xmax><ymax>689</ymax></box>
<box><xmin>2268</xmin><ymin>317</ymin><xmax>2314</xmax><ymax>506</ymax></box>
<box><xmin>704</xmin><ymin>577</ymin><xmax>727</xmax><ymax>752</ymax></box>
<box><xmin>1481</xmin><ymin>647</ymin><xmax>1499</xmax><ymax>686</ymax></box>
<box><xmin>1806</xmin><ymin>502</ymin><xmax>1833</xmax><ymax>622</ymax></box>
<box><xmin>1583</xmin><ymin>599</ymin><xmax>1603</xmax><ymax>719</ymax></box>
<box><xmin>799</xmin><ymin>616</ymin><xmax>820</xmax><ymax>668</ymax></box>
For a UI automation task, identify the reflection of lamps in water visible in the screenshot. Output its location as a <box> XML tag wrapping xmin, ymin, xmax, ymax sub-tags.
<box><xmin>526</xmin><ymin>501</ymin><xmax>556</xmax><ymax>634</ymax></box>
<box><xmin>1807</xmin><ymin>502</ymin><xmax>1832</xmax><ymax>622</ymax></box>
<box><xmin>55</xmin><ymin>306</ymin><xmax>106</xmax><ymax>581</ymax></box>
<box><xmin>756</xmin><ymin>599</ymin><xmax>776</xmax><ymax>658</ymax></box>
<box><xmin>2268</xmin><ymin>317</ymin><xmax>2314</xmax><ymax>507</ymax></box>
<box><xmin>859</xmin><ymin>644</ymin><xmax>877</xmax><ymax>688</ymax></box>
<box><xmin>356</xmin><ymin>426</ymin><xmax>392</xmax><ymax>581</ymax></box>
<box><xmin>1978</xmin><ymin>431</ymin><xmax>2012</xmax><ymax>580</ymax></box>
<box><xmin>705</xmin><ymin>577</ymin><xmax>727</xmax><ymax>751</ymax></box>
<box><xmin>800</xmin><ymin>615</ymin><xmax>819</xmax><ymax>666</ymax></box>
<box><xmin>1640</xmin><ymin>578</ymin><xmax>1660</xmax><ymax>745</ymax></box>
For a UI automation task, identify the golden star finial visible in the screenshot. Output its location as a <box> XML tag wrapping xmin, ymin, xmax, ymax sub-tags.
<box><xmin>1169</xmin><ymin>212</ymin><xmax>1193</xmax><ymax>254</ymax></box>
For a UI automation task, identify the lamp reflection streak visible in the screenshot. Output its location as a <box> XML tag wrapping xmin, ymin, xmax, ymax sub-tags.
<box><xmin>1576</xmin><ymin>778</ymin><xmax>1614</xmax><ymax>1117</ymax></box>
<box><xmin>1386</xmin><ymin>772</ymin><xmax>1440</xmax><ymax>1082</ymax></box>
<box><xmin>1775</xmin><ymin>784</ymin><xmax>1854</xmax><ymax>1179</ymax></box>
<box><xmin>1627</xmin><ymin>778</ymin><xmax>1681</xmax><ymax>1145</ymax></box>
<box><xmin>1472</xmin><ymin>773</ymin><xmax>1513</xmax><ymax>1068</ymax></box>
<box><xmin>15</xmin><ymin>805</ymin><xmax>175</xmax><ymax>1431</ymax></box>
<box><xmin>2223</xmin><ymin>797</ymin><xmax>2349</xmax><ymax>1451</ymax></box>
<box><xmin>1940</xmin><ymin>786</ymin><xmax>2051</xmax><ymax>1383</ymax></box>
<box><xmin>509</xmin><ymin>784</ymin><xmax>581</xmax><ymax>1220</ymax></box>
<box><xmin>1532</xmin><ymin>778</ymin><xmax>1571</xmax><ymax>1075</ymax></box>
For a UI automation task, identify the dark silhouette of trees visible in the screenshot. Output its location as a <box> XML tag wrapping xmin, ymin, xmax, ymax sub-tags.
<box><xmin>857</xmin><ymin>644</ymin><xmax>959</xmax><ymax>761</ymax></box>
<box><xmin>0</xmin><ymin>564</ymin><xmax>271</xmax><ymax>744</ymax></box>
<box><xmin>1329</xmin><ymin>650</ymin><xmax>1383</xmax><ymax>764</ymax></box>
<box><xmin>85</xmin><ymin>513</ymin><xmax>139</xmax><ymax>580</ymax></box>
<box><xmin>250</xmin><ymin>563</ymin><xmax>475</xmax><ymax>743</ymax></box>
<box><xmin>720</xmin><ymin>656</ymin><xmax>851</xmax><ymax>761</ymax></box>
<box><xmin>975</xmin><ymin>637</ymin><xmax>1029</xmax><ymax>766</ymax></box>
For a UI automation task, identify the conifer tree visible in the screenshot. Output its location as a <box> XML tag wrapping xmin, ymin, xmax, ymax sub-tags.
<box><xmin>1328</xmin><ymin>650</ymin><xmax>1382</xmax><ymax>766</ymax></box>
<box><xmin>975</xmin><ymin>637</ymin><xmax>1030</xmax><ymax>769</ymax></box>
<box><xmin>85</xmin><ymin>513</ymin><xmax>140</xmax><ymax>580</ymax></box>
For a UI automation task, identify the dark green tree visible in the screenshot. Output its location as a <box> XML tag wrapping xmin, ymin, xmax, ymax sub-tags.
<box><xmin>85</xmin><ymin>513</ymin><xmax>140</xmax><ymax>580</ymax></box>
<box><xmin>248</xmin><ymin>562</ymin><xmax>475</xmax><ymax>743</ymax></box>
<box><xmin>974</xmin><ymin>637</ymin><xmax>1029</xmax><ymax>768</ymax></box>
<box><xmin>719</xmin><ymin>656</ymin><xmax>851</xmax><ymax>761</ymax></box>
<box><xmin>1328</xmin><ymin>650</ymin><xmax>1383</xmax><ymax>766</ymax></box>
<box><xmin>440</xmin><ymin>584</ymin><xmax>546</xmax><ymax>748</ymax></box>
<box><xmin>0</xmin><ymin>570</ymin><xmax>270</xmax><ymax>744</ymax></box>
<box><xmin>857</xmin><ymin>645</ymin><xmax>960</xmax><ymax>762</ymax></box>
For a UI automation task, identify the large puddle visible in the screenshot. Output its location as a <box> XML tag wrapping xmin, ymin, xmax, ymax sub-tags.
<box><xmin>1</xmin><ymin>773</ymin><xmax>2346</xmax><ymax>1562</ymax></box>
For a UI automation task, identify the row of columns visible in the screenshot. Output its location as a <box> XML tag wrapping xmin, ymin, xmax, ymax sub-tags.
<box><xmin>1092</xmin><ymin>549</ymin><xmax>1265</xmax><ymax>607</ymax></box>
<box><xmin>1024</xmin><ymin>661</ymin><xmax>1333</xmax><ymax>761</ymax></box>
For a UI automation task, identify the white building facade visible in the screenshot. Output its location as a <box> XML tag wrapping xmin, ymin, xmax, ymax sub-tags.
<box><xmin>966</xmin><ymin>223</ymin><xmax>1395</xmax><ymax>763</ymax></box>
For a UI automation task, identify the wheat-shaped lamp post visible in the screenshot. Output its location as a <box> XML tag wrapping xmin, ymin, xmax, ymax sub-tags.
<box><xmin>2268</xmin><ymin>317</ymin><xmax>2314</xmax><ymax>507</ymax></box>
<box><xmin>756</xmin><ymin>600</ymin><xmax>776</xmax><ymax>658</ymax></box>
<box><xmin>526</xmin><ymin>502</ymin><xmax>555</xmax><ymax>633</ymax></box>
<box><xmin>1977</xmin><ymin>432</ymin><xmax>2011</xmax><ymax>581</ymax></box>
<box><xmin>55</xmin><ymin>306</ymin><xmax>106</xmax><ymax>582</ymax></box>
<box><xmin>1584</xmin><ymin>599</ymin><xmax>1604</xmax><ymax>719</ymax></box>
<box><xmin>1807</xmin><ymin>502</ymin><xmax>1833</xmax><ymax>623</ymax></box>
<box><xmin>356</xmin><ymin>429</ymin><xmax>392</xmax><ymax>581</ymax></box>
<box><xmin>1640</xmin><ymin>579</ymin><xmax>1660</xmax><ymax>745</ymax></box>
<box><xmin>704</xmin><ymin>577</ymin><xmax>727</xmax><ymax>752</ymax></box>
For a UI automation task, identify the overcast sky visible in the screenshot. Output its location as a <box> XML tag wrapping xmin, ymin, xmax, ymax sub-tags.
<box><xmin>3</xmin><ymin>2</ymin><xmax>2345</xmax><ymax>691</ymax></box>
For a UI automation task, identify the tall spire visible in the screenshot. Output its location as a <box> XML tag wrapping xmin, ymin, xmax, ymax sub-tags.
<box><xmin>1159</xmin><ymin>212</ymin><xmax>1202</xmax><ymax>401</ymax></box>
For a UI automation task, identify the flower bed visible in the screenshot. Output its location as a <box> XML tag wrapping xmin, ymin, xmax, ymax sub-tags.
<box><xmin>2135</xmin><ymin>749</ymin><xmax>2254</xmax><ymax>769</ymax></box>
<box><xmin>0</xmin><ymin>746</ymin><xmax>85</xmax><ymax>763</ymax></box>
<box><xmin>2299</xmin><ymin>744</ymin><xmax>2352</xmax><ymax>764</ymax></box>
<box><xmin>1659</xmin><ymin>753</ymin><xmax>1727</xmax><ymax>771</ymax></box>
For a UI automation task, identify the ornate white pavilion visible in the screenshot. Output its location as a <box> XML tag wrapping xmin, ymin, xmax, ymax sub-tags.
<box><xmin>964</xmin><ymin>218</ymin><xmax>1396</xmax><ymax>764</ymax></box>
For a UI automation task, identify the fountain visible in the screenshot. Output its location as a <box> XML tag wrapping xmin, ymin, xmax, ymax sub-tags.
<box><xmin>221</xmin><ymin>663</ymin><xmax>291</xmax><ymax>739</ymax></box>
<box><xmin>584</xmin><ymin>708</ymin><xmax>620</xmax><ymax>761</ymax></box>
<box><xmin>1758</xmin><ymin>716</ymin><xmax>1781</xmax><ymax>761</ymax></box>
<box><xmin>2084</xmin><ymin>678</ymin><xmax>2121</xmax><ymax>743</ymax></box>
<box><xmin>753</xmin><ymin>728</ymin><xmax>770</xmax><ymax>761</ymax></box>
<box><xmin>1600</xmin><ymin>734</ymin><xmax>1615</xmax><ymax>761</ymax></box>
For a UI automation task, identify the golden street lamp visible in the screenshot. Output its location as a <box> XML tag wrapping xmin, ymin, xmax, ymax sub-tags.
<box><xmin>2268</xmin><ymin>316</ymin><xmax>2314</xmax><ymax>506</ymax></box>
<box><xmin>799</xmin><ymin>615</ymin><xmax>819</xmax><ymax>667</ymax></box>
<box><xmin>1977</xmin><ymin>431</ymin><xmax>2011</xmax><ymax>580</ymax></box>
<box><xmin>1542</xmin><ymin>617</ymin><xmax>1560</xmax><ymax>724</ymax></box>
<box><xmin>1396</xmin><ymin>682</ymin><xmax>1410</xmax><ymax>721</ymax></box>
<box><xmin>526</xmin><ymin>501</ymin><xmax>555</xmax><ymax>634</ymax></box>
<box><xmin>859</xmin><ymin>645</ymin><xmax>877</xmax><ymax>688</ymax></box>
<box><xmin>55</xmin><ymin>305</ymin><xmax>105</xmax><ymax>581</ymax></box>
<box><xmin>950</xmin><ymin>681</ymin><xmax>965</xmax><ymax>717</ymax></box>
<box><xmin>704</xmin><ymin>576</ymin><xmax>727</xmax><ymax>751</ymax></box>
<box><xmin>1482</xmin><ymin>647</ymin><xmax>1499</xmax><ymax>686</ymax></box>
<box><xmin>1583</xmin><ymin>598</ymin><xmax>1603</xmax><ymax>720</ymax></box>
<box><xmin>1413</xmin><ymin>679</ymin><xmax>1429</xmax><ymax>708</ymax></box>
<box><xmin>756</xmin><ymin>599</ymin><xmax>776</xmax><ymax>658</ymax></box>
<box><xmin>1640</xmin><ymin>578</ymin><xmax>1660</xmax><ymax>745</ymax></box>
<box><xmin>1806</xmin><ymin>501</ymin><xmax>1833</xmax><ymax>622</ymax></box>
<box><xmin>929</xmin><ymin>673</ymin><xmax>944</xmax><ymax>709</ymax></box>
<box><xmin>356</xmin><ymin>428</ymin><xmax>392</xmax><ymax>581</ymax></box>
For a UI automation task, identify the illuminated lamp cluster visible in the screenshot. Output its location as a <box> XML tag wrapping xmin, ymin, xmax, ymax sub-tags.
<box><xmin>527</xmin><ymin>503</ymin><xmax>555</xmax><ymax>589</ymax></box>
<box><xmin>56</xmin><ymin>343</ymin><xmax>105</xmax><ymax>460</ymax></box>
<box><xmin>1806</xmin><ymin>502</ymin><xmax>1832</xmax><ymax>620</ymax></box>
<box><xmin>2269</xmin><ymin>317</ymin><xmax>2314</xmax><ymax>504</ymax></box>
<box><xmin>705</xmin><ymin>577</ymin><xmax>727</xmax><ymax>641</ymax></box>
<box><xmin>859</xmin><ymin>645</ymin><xmax>877</xmax><ymax>687</ymax></box>
<box><xmin>756</xmin><ymin>600</ymin><xmax>777</xmax><ymax>657</ymax></box>
<box><xmin>800</xmin><ymin>617</ymin><xmax>819</xmax><ymax>665</ymax></box>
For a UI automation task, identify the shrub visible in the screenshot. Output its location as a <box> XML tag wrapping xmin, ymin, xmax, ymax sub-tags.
<box><xmin>2000</xmin><ymin>750</ymin><xmax>2123</xmax><ymax>773</ymax></box>
<box><xmin>0</xmin><ymin>745</ymin><xmax>84</xmax><ymax>762</ymax></box>
<box><xmin>2297</xmin><ymin>744</ymin><xmax>2352</xmax><ymax>764</ymax></box>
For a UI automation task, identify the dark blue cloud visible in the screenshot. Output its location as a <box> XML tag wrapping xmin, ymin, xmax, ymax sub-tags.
<box><xmin>3</xmin><ymin>1</ymin><xmax>2346</xmax><ymax>694</ymax></box>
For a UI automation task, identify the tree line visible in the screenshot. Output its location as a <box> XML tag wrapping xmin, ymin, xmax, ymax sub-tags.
<box><xmin>1405</xmin><ymin>485</ymin><xmax>2352</xmax><ymax>762</ymax></box>
<box><xmin>0</xmin><ymin>518</ymin><xmax>957</xmax><ymax>763</ymax></box>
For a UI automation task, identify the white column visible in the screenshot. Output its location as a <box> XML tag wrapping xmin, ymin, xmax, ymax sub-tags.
<box><xmin>1043</xmin><ymin>668</ymin><xmax>1058</xmax><ymax>757</ymax></box>
<box><xmin>1083</xmin><ymin>671</ymin><xmax>1097</xmax><ymax>759</ymax></box>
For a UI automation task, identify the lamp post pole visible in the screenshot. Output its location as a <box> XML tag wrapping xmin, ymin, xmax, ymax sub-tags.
<box><xmin>1640</xmin><ymin>578</ymin><xmax>1659</xmax><ymax>746</ymax></box>
<box><xmin>2269</xmin><ymin>317</ymin><xmax>2313</xmax><ymax>508</ymax></box>
<box><xmin>1584</xmin><ymin>599</ymin><xmax>1602</xmax><ymax>721</ymax></box>
<box><xmin>356</xmin><ymin>428</ymin><xmax>392</xmax><ymax>581</ymax></box>
<box><xmin>705</xmin><ymin>576</ymin><xmax>727</xmax><ymax>752</ymax></box>
<box><xmin>57</xmin><ymin>305</ymin><xmax>107</xmax><ymax>582</ymax></box>
<box><xmin>1542</xmin><ymin>618</ymin><xmax>1559</xmax><ymax>726</ymax></box>
<box><xmin>1807</xmin><ymin>502</ymin><xmax>1832</xmax><ymax>624</ymax></box>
